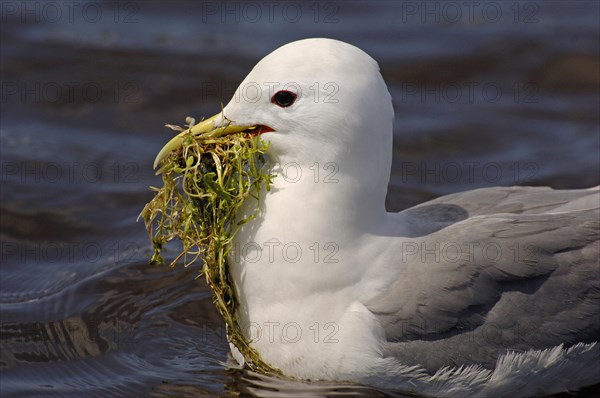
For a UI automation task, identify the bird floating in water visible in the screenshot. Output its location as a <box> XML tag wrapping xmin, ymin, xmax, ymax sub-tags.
<box><xmin>154</xmin><ymin>38</ymin><xmax>599</xmax><ymax>397</ymax></box>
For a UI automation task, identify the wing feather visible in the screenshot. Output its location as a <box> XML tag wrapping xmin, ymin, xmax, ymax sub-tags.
<box><xmin>367</xmin><ymin>187</ymin><xmax>599</xmax><ymax>372</ymax></box>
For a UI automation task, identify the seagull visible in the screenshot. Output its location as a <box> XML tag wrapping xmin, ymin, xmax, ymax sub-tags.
<box><xmin>154</xmin><ymin>38</ymin><xmax>600</xmax><ymax>397</ymax></box>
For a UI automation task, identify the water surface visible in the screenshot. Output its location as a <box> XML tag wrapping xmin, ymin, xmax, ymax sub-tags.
<box><xmin>1</xmin><ymin>1</ymin><xmax>599</xmax><ymax>396</ymax></box>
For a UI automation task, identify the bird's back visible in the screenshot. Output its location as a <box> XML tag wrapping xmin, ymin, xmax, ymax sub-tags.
<box><xmin>368</xmin><ymin>186</ymin><xmax>600</xmax><ymax>372</ymax></box>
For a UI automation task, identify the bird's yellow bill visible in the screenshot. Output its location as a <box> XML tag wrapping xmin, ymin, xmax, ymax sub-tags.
<box><xmin>153</xmin><ymin>113</ymin><xmax>258</xmax><ymax>170</ymax></box>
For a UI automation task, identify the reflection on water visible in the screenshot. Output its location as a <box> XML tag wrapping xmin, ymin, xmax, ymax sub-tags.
<box><xmin>1</xmin><ymin>1</ymin><xmax>598</xmax><ymax>396</ymax></box>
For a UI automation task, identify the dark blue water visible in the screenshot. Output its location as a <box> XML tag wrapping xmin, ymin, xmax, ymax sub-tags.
<box><xmin>1</xmin><ymin>1</ymin><xmax>599</xmax><ymax>396</ymax></box>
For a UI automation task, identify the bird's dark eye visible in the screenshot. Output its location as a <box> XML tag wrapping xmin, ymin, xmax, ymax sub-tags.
<box><xmin>271</xmin><ymin>90</ymin><xmax>297</xmax><ymax>108</ymax></box>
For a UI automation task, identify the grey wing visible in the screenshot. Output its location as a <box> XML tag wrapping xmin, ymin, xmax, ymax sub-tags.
<box><xmin>398</xmin><ymin>186</ymin><xmax>599</xmax><ymax>238</ymax></box>
<box><xmin>409</xmin><ymin>185</ymin><xmax>599</xmax><ymax>216</ymax></box>
<box><xmin>367</xmin><ymin>205</ymin><xmax>600</xmax><ymax>372</ymax></box>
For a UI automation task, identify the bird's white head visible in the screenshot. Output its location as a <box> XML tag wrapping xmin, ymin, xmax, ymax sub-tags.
<box><xmin>223</xmin><ymin>38</ymin><xmax>394</xmax><ymax>211</ymax></box>
<box><xmin>154</xmin><ymin>38</ymin><xmax>395</xmax><ymax>221</ymax></box>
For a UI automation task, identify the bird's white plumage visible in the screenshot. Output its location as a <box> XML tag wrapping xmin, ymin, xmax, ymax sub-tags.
<box><xmin>205</xmin><ymin>38</ymin><xmax>599</xmax><ymax>397</ymax></box>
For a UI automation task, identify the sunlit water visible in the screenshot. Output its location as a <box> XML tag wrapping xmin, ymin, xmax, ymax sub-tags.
<box><xmin>1</xmin><ymin>1</ymin><xmax>599</xmax><ymax>396</ymax></box>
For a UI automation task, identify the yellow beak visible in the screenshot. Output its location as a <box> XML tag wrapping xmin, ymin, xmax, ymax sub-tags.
<box><xmin>153</xmin><ymin>113</ymin><xmax>257</xmax><ymax>170</ymax></box>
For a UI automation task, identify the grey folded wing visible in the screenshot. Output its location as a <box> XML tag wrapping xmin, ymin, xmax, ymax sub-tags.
<box><xmin>409</xmin><ymin>185</ymin><xmax>599</xmax><ymax>216</ymax></box>
<box><xmin>368</xmin><ymin>187</ymin><xmax>600</xmax><ymax>372</ymax></box>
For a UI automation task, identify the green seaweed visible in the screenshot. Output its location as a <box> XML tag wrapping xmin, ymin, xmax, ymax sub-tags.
<box><xmin>140</xmin><ymin>117</ymin><xmax>281</xmax><ymax>375</ymax></box>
